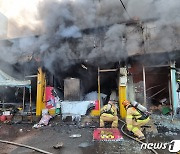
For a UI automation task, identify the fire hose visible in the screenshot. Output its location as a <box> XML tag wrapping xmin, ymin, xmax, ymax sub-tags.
<box><xmin>119</xmin><ymin>119</ymin><xmax>158</xmax><ymax>154</ymax></box>
<box><xmin>0</xmin><ymin>139</ymin><xmax>53</xmax><ymax>154</ymax></box>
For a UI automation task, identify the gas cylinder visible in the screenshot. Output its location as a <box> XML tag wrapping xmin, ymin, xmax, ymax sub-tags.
<box><xmin>131</xmin><ymin>101</ymin><xmax>147</xmax><ymax>112</ymax></box>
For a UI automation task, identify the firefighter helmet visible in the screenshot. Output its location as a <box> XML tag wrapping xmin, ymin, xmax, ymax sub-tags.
<box><xmin>122</xmin><ymin>100</ymin><xmax>130</xmax><ymax>106</ymax></box>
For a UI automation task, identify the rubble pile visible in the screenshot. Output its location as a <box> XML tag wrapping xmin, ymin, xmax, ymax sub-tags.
<box><xmin>151</xmin><ymin>114</ymin><xmax>180</xmax><ymax>130</ymax></box>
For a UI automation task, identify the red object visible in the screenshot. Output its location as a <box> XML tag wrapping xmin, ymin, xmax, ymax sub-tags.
<box><xmin>0</xmin><ymin>115</ymin><xmax>7</xmax><ymax>122</ymax></box>
<box><xmin>94</xmin><ymin>100</ymin><xmax>100</xmax><ymax>110</ymax></box>
<box><xmin>45</xmin><ymin>86</ymin><xmax>55</xmax><ymax>109</ymax></box>
<box><xmin>93</xmin><ymin>128</ymin><xmax>123</xmax><ymax>141</ymax></box>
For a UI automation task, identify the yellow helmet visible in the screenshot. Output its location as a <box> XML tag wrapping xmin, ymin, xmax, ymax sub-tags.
<box><xmin>122</xmin><ymin>100</ymin><xmax>130</xmax><ymax>106</ymax></box>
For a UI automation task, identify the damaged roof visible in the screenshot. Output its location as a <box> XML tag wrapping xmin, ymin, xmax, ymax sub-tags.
<box><xmin>0</xmin><ymin>69</ymin><xmax>31</xmax><ymax>87</ymax></box>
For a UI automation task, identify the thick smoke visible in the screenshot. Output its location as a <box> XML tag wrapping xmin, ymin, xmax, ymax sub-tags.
<box><xmin>126</xmin><ymin>0</ymin><xmax>180</xmax><ymax>54</ymax></box>
<box><xmin>58</xmin><ymin>25</ymin><xmax>82</xmax><ymax>38</ymax></box>
<box><xmin>0</xmin><ymin>0</ymin><xmax>180</xmax><ymax>76</ymax></box>
<box><xmin>102</xmin><ymin>24</ymin><xmax>126</xmax><ymax>61</ymax></box>
<box><xmin>35</xmin><ymin>0</ymin><xmax>127</xmax><ymax>73</ymax></box>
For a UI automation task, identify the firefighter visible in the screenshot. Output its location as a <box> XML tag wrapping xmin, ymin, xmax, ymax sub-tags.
<box><xmin>122</xmin><ymin>100</ymin><xmax>150</xmax><ymax>140</ymax></box>
<box><xmin>100</xmin><ymin>100</ymin><xmax>118</xmax><ymax>128</ymax></box>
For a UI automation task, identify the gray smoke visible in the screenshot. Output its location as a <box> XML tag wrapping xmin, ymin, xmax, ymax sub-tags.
<box><xmin>126</xmin><ymin>0</ymin><xmax>180</xmax><ymax>54</ymax></box>
<box><xmin>57</xmin><ymin>25</ymin><xmax>82</xmax><ymax>38</ymax></box>
<box><xmin>102</xmin><ymin>24</ymin><xmax>126</xmax><ymax>61</ymax></box>
<box><xmin>35</xmin><ymin>0</ymin><xmax>128</xmax><ymax>73</ymax></box>
<box><xmin>0</xmin><ymin>0</ymin><xmax>180</xmax><ymax>76</ymax></box>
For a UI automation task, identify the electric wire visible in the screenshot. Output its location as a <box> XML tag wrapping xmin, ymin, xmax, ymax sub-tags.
<box><xmin>119</xmin><ymin>0</ymin><xmax>131</xmax><ymax>19</ymax></box>
<box><xmin>119</xmin><ymin>119</ymin><xmax>158</xmax><ymax>154</ymax></box>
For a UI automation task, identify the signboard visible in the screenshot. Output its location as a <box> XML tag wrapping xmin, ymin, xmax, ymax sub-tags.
<box><xmin>93</xmin><ymin>128</ymin><xmax>123</xmax><ymax>141</ymax></box>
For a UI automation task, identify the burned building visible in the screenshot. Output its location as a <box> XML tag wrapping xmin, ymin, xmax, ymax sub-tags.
<box><xmin>0</xmin><ymin>0</ymin><xmax>180</xmax><ymax>119</ymax></box>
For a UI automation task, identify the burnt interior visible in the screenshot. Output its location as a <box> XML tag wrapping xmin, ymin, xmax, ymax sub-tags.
<box><xmin>1</xmin><ymin>47</ymin><xmax>180</xmax><ymax>114</ymax></box>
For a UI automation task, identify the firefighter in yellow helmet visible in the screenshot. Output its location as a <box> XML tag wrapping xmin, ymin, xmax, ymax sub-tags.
<box><xmin>100</xmin><ymin>100</ymin><xmax>118</xmax><ymax>128</ymax></box>
<box><xmin>122</xmin><ymin>100</ymin><xmax>150</xmax><ymax>140</ymax></box>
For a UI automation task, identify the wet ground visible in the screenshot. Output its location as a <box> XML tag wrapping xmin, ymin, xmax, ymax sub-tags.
<box><xmin>0</xmin><ymin>115</ymin><xmax>180</xmax><ymax>154</ymax></box>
